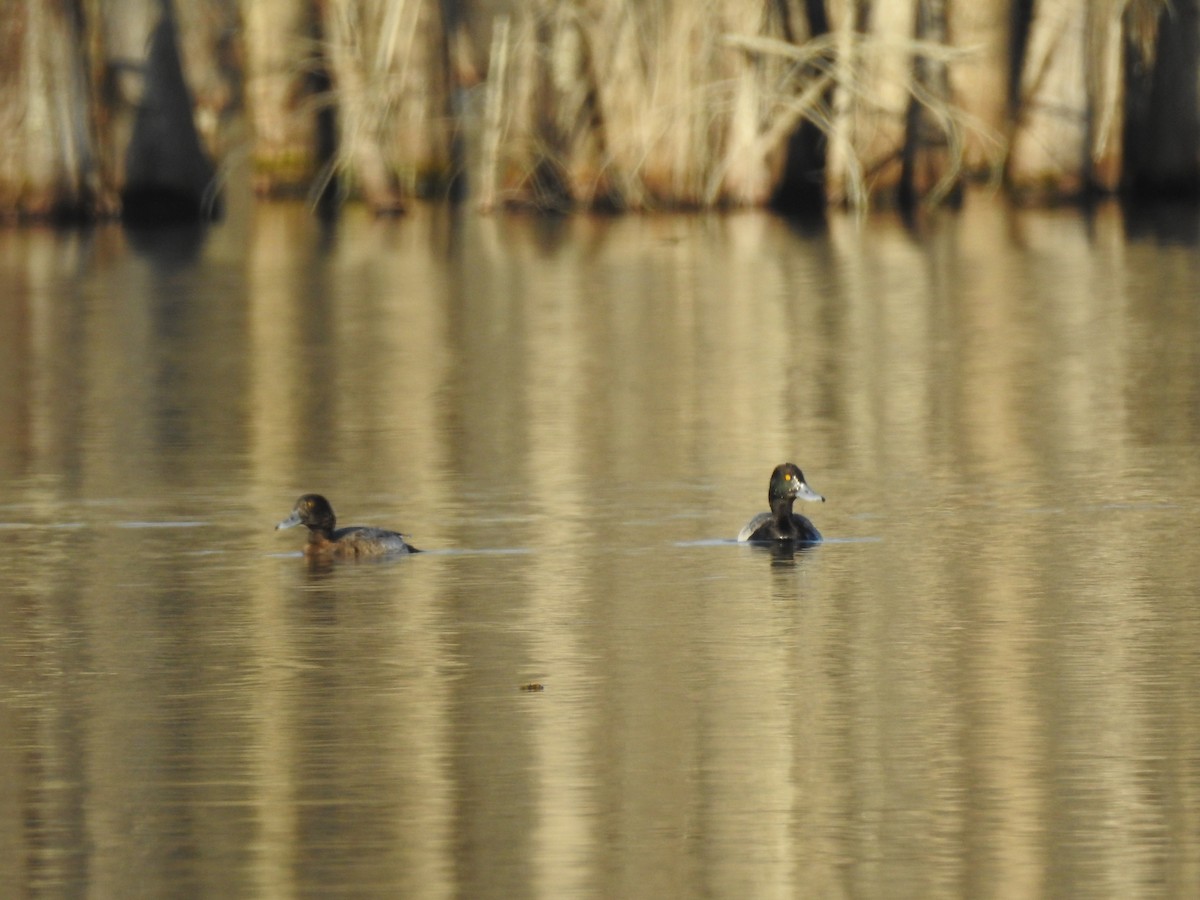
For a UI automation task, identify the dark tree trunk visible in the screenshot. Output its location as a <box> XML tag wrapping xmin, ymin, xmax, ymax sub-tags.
<box><xmin>1123</xmin><ymin>0</ymin><xmax>1200</xmax><ymax>197</ymax></box>
<box><xmin>769</xmin><ymin>0</ymin><xmax>831</xmax><ymax>214</ymax></box>
<box><xmin>900</xmin><ymin>0</ymin><xmax>962</xmax><ymax>210</ymax></box>
<box><xmin>122</xmin><ymin>2</ymin><xmax>220</xmax><ymax>222</ymax></box>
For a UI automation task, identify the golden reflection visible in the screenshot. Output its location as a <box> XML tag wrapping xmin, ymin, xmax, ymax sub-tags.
<box><xmin>1</xmin><ymin>195</ymin><xmax>1200</xmax><ymax>896</ymax></box>
<box><xmin>244</xmin><ymin>203</ymin><xmax>455</xmax><ymax>897</ymax></box>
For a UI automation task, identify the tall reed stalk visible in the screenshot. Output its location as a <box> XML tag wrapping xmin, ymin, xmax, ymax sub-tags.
<box><xmin>322</xmin><ymin>0</ymin><xmax>455</xmax><ymax>211</ymax></box>
<box><xmin>477</xmin><ymin>0</ymin><xmax>989</xmax><ymax>211</ymax></box>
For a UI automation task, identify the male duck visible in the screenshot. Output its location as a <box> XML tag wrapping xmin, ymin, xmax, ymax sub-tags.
<box><xmin>737</xmin><ymin>463</ymin><xmax>824</xmax><ymax>544</ymax></box>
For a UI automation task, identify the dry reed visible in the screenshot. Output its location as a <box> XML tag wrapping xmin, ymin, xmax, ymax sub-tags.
<box><xmin>477</xmin><ymin>1</ymin><xmax>995</xmax><ymax>211</ymax></box>
<box><xmin>321</xmin><ymin>0</ymin><xmax>455</xmax><ymax>211</ymax></box>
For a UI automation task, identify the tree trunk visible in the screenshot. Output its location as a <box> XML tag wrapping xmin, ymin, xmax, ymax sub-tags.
<box><xmin>0</xmin><ymin>0</ymin><xmax>107</xmax><ymax>220</ymax></box>
<box><xmin>90</xmin><ymin>0</ymin><xmax>239</xmax><ymax>218</ymax></box>
<box><xmin>946</xmin><ymin>0</ymin><xmax>1010</xmax><ymax>175</ymax></box>
<box><xmin>770</xmin><ymin>0</ymin><xmax>830</xmax><ymax>213</ymax></box>
<box><xmin>826</xmin><ymin>0</ymin><xmax>919</xmax><ymax>207</ymax></box>
<box><xmin>1007</xmin><ymin>0</ymin><xmax>1133</xmax><ymax>200</ymax></box>
<box><xmin>1084</xmin><ymin>0</ymin><xmax>1126</xmax><ymax>192</ymax></box>
<box><xmin>901</xmin><ymin>0</ymin><xmax>962</xmax><ymax>208</ymax></box>
<box><xmin>243</xmin><ymin>0</ymin><xmax>325</xmax><ymax>196</ymax></box>
<box><xmin>122</xmin><ymin>6</ymin><xmax>220</xmax><ymax>220</ymax></box>
<box><xmin>1123</xmin><ymin>0</ymin><xmax>1200</xmax><ymax>195</ymax></box>
<box><xmin>719</xmin><ymin>0</ymin><xmax>818</xmax><ymax>207</ymax></box>
<box><xmin>719</xmin><ymin>2</ymin><xmax>775</xmax><ymax>206</ymax></box>
<box><xmin>1006</xmin><ymin>0</ymin><xmax>1089</xmax><ymax>200</ymax></box>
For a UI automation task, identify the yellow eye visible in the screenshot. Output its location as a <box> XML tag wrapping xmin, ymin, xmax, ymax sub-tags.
<box><xmin>784</xmin><ymin>472</ymin><xmax>792</xmax><ymax>481</ymax></box>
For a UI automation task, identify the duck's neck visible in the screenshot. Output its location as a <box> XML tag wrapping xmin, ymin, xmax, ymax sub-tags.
<box><xmin>306</xmin><ymin>523</ymin><xmax>336</xmax><ymax>542</ymax></box>
<box><xmin>771</xmin><ymin>497</ymin><xmax>798</xmax><ymax>535</ymax></box>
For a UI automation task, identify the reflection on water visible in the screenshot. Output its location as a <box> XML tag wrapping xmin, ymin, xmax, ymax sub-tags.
<box><xmin>1</xmin><ymin>196</ymin><xmax>1200</xmax><ymax>897</ymax></box>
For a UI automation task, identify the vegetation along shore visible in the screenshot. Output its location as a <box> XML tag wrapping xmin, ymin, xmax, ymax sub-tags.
<box><xmin>0</xmin><ymin>0</ymin><xmax>1194</xmax><ymax>221</ymax></box>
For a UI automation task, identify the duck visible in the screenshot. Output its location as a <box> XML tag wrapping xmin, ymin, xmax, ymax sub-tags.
<box><xmin>275</xmin><ymin>494</ymin><xmax>419</xmax><ymax>558</ymax></box>
<box><xmin>737</xmin><ymin>463</ymin><xmax>824</xmax><ymax>544</ymax></box>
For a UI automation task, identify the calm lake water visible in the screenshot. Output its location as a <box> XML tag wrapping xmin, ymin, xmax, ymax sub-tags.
<box><xmin>1</xmin><ymin>195</ymin><xmax>1199</xmax><ymax>898</ymax></box>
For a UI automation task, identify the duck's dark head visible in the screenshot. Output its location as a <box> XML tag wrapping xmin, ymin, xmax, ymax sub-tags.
<box><xmin>768</xmin><ymin>463</ymin><xmax>824</xmax><ymax>505</ymax></box>
<box><xmin>276</xmin><ymin>494</ymin><xmax>337</xmax><ymax>533</ymax></box>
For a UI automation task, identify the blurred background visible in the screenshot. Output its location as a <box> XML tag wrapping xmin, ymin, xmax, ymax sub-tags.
<box><xmin>2</xmin><ymin>0</ymin><xmax>1198</xmax><ymax>220</ymax></box>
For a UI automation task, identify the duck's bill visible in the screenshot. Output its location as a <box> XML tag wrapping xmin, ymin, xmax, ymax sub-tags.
<box><xmin>275</xmin><ymin>512</ymin><xmax>302</xmax><ymax>530</ymax></box>
<box><xmin>796</xmin><ymin>482</ymin><xmax>825</xmax><ymax>503</ymax></box>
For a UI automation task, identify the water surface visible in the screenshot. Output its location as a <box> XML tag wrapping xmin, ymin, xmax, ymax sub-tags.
<box><xmin>2</xmin><ymin>197</ymin><xmax>1199</xmax><ymax>898</ymax></box>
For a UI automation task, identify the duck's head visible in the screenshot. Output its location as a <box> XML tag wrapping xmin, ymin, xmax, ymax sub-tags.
<box><xmin>769</xmin><ymin>463</ymin><xmax>824</xmax><ymax>504</ymax></box>
<box><xmin>276</xmin><ymin>494</ymin><xmax>337</xmax><ymax>532</ymax></box>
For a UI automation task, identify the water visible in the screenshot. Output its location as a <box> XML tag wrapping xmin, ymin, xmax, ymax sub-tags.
<box><xmin>2</xmin><ymin>197</ymin><xmax>1199</xmax><ymax>898</ymax></box>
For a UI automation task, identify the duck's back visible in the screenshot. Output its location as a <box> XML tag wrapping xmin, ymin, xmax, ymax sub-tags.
<box><xmin>328</xmin><ymin>526</ymin><xmax>418</xmax><ymax>557</ymax></box>
<box><xmin>738</xmin><ymin>513</ymin><xmax>821</xmax><ymax>544</ymax></box>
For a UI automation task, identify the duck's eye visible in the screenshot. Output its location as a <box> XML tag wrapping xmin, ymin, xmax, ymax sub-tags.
<box><xmin>784</xmin><ymin>472</ymin><xmax>792</xmax><ymax>481</ymax></box>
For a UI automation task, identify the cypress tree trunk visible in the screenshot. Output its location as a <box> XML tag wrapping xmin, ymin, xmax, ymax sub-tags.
<box><xmin>946</xmin><ymin>0</ymin><xmax>1010</xmax><ymax>175</ymax></box>
<box><xmin>1007</xmin><ymin>0</ymin><xmax>1133</xmax><ymax>200</ymax></box>
<box><xmin>1006</xmin><ymin>0</ymin><xmax>1089</xmax><ymax>200</ymax></box>
<box><xmin>490</xmin><ymin>0</ymin><xmax>579</xmax><ymax>210</ymax></box>
<box><xmin>243</xmin><ymin>0</ymin><xmax>327</xmax><ymax>196</ymax></box>
<box><xmin>901</xmin><ymin>0</ymin><xmax>962</xmax><ymax>208</ymax></box>
<box><xmin>533</xmin><ymin>1</ymin><xmax>612</xmax><ymax>209</ymax></box>
<box><xmin>1084</xmin><ymin>0</ymin><xmax>1126</xmax><ymax>192</ymax></box>
<box><xmin>122</xmin><ymin>5</ymin><xmax>220</xmax><ymax>220</ymax></box>
<box><xmin>770</xmin><ymin>0</ymin><xmax>831</xmax><ymax>213</ymax></box>
<box><xmin>99</xmin><ymin>0</ymin><xmax>237</xmax><ymax>219</ymax></box>
<box><xmin>720</xmin><ymin>0</ymin><xmax>809</xmax><ymax>207</ymax></box>
<box><xmin>0</xmin><ymin>0</ymin><xmax>108</xmax><ymax>220</ymax></box>
<box><xmin>826</xmin><ymin>0</ymin><xmax>918</xmax><ymax>207</ymax></box>
<box><xmin>1123</xmin><ymin>0</ymin><xmax>1200</xmax><ymax>196</ymax></box>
